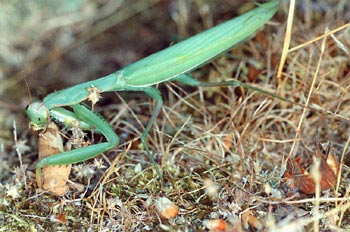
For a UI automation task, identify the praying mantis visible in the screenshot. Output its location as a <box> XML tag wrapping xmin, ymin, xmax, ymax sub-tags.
<box><xmin>26</xmin><ymin>1</ymin><xmax>279</xmax><ymax>184</ymax></box>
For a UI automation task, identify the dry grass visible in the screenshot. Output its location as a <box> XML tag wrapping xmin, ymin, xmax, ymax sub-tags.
<box><xmin>1</xmin><ymin>0</ymin><xmax>350</xmax><ymax>231</ymax></box>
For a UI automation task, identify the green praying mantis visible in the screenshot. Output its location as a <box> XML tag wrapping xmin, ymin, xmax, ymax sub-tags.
<box><xmin>26</xmin><ymin>1</ymin><xmax>279</xmax><ymax>184</ymax></box>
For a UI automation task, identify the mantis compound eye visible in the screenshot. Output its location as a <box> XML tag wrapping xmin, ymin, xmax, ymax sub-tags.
<box><xmin>25</xmin><ymin>102</ymin><xmax>50</xmax><ymax>131</ymax></box>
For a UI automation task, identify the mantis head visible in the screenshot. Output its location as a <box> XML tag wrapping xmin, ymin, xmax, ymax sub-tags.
<box><xmin>26</xmin><ymin>102</ymin><xmax>50</xmax><ymax>131</ymax></box>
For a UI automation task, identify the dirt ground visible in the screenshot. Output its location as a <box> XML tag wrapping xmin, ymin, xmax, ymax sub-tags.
<box><xmin>1</xmin><ymin>0</ymin><xmax>350</xmax><ymax>231</ymax></box>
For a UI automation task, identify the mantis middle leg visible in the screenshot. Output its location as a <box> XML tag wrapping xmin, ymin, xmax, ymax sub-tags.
<box><xmin>139</xmin><ymin>87</ymin><xmax>163</xmax><ymax>178</ymax></box>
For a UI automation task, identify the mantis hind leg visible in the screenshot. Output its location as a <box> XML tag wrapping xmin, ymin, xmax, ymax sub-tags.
<box><xmin>174</xmin><ymin>73</ymin><xmax>242</xmax><ymax>88</ymax></box>
<box><xmin>174</xmin><ymin>74</ymin><xmax>293</xmax><ymax>104</ymax></box>
<box><xmin>36</xmin><ymin>104</ymin><xmax>119</xmax><ymax>186</ymax></box>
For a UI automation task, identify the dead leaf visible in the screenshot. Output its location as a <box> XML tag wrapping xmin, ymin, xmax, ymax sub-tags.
<box><xmin>248</xmin><ymin>64</ymin><xmax>261</xmax><ymax>82</ymax></box>
<box><xmin>284</xmin><ymin>148</ymin><xmax>339</xmax><ymax>195</ymax></box>
<box><xmin>37</xmin><ymin>122</ymin><xmax>71</xmax><ymax>196</ymax></box>
<box><xmin>203</xmin><ymin>178</ymin><xmax>219</xmax><ymax>199</ymax></box>
<box><xmin>155</xmin><ymin>196</ymin><xmax>179</xmax><ymax>219</ymax></box>
<box><xmin>241</xmin><ymin>209</ymin><xmax>263</xmax><ymax>230</ymax></box>
<box><xmin>203</xmin><ymin>219</ymin><xmax>230</xmax><ymax>232</ymax></box>
<box><xmin>222</xmin><ymin>133</ymin><xmax>234</xmax><ymax>151</ymax></box>
<box><xmin>50</xmin><ymin>212</ymin><xmax>67</xmax><ymax>224</ymax></box>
